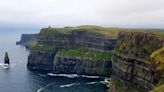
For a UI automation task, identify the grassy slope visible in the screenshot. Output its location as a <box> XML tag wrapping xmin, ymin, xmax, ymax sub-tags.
<box><xmin>57</xmin><ymin>48</ymin><xmax>112</xmax><ymax>60</ymax></box>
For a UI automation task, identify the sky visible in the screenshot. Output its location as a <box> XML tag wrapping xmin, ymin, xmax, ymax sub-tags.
<box><xmin>0</xmin><ymin>0</ymin><xmax>164</xmax><ymax>30</ymax></box>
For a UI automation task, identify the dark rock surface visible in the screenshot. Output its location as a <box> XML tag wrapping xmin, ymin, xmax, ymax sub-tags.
<box><xmin>111</xmin><ymin>54</ymin><xmax>154</xmax><ymax>92</ymax></box>
<box><xmin>27</xmin><ymin>50</ymin><xmax>56</xmax><ymax>71</ymax></box>
<box><xmin>38</xmin><ymin>29</ymin><xmax>117</xmax><ymax>51</ymax></box>
<box><xmin>110</xmin><ymin>32</ymin><xmax>164</xmax><ymax>92</ymax></box>
<box><xmin>4</xmin><ymin>52</ymin><xmax>10</xmax><ymax>64</ymax></box>
<box><xmin>115</xmin><ymin>31</ymin><xmax>164</xmax><ymax>59</ymax></box>
<box><xmin>53</xmin><ymin>55</ymin><xmax>111</xmax><ymax>76</ymax></box>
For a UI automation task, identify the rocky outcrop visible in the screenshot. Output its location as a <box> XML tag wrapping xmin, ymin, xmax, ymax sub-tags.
<box><xmin>27</xmin><ymin>50</ymin><xmax>56</xmax><ymax>71</ymax></box>
<box><xmin>4</xmin><ymin>52</ymin><xmax>10</xmax><ymax>64</ymax></box>
<box><xmin>53</xmin><ymin>55</ymin><xmax>111</xmax><ymax>76</ymax></box>
<box><xmin>110</xmin><ymin>32</ymin><xmax>164</xmax><ymax>92</ymax></box>
<box><xmin>19</xmin><ymin>34</ymin><xmax>38</xmax><ymax>49</ymax></box>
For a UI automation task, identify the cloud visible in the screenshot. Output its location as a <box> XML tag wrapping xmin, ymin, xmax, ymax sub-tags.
<box><xmin>0</xmin><ymin>0</ymin><xmax>163</xmax><ymax>28</ymax></box>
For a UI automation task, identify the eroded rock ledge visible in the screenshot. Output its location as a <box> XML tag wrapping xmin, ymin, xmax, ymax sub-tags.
<box><xmin>53</xmin><ymin>55</ymin><xmax>111</xmax><ymax>76</ymax></box>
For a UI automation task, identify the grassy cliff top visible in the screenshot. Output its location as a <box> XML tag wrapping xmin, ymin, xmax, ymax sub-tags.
<box><xmin>40</xmin><ymin>25</ymin><xmax>121</xmax><ymax>38</ymax></box>
<box><xmin>40</xmin><ymin>25</ymin><xmax>164</xmax><ymax>38</ymax></box>
<box><xmin>57</xmin><ymin>48</ymin><xmax>112</xmax><ymax>60</ymax></box>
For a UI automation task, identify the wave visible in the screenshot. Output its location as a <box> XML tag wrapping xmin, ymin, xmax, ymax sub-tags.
<box><xmin>81</xmin><ymin>75</ymin><xmax>100</xmax><ymax>78</ymax></box>
<box><xmin>59</xmin><ymin>80</ymin><xmax>107</xmax><ymax>88</ymax></box>
<box><xmin>37</xmin><ymin>82</ymin><xmax>55</xmax><ymax>92</ymax></box>
<box><xmin>47</xmin><ymin>73</ymin><xmax>102</xmax><ymax>79</ymax></box>
<box><xmin>86</xmin><ymin>78</ymin><xmax>109</xmax><ymax>85</ymax></box>
<box><xmin>47</xmin><ymin>73</ymin><xmax>78</xmax><ymax>78</ymax></box>
<box><xmin>39</xmin><ymin>74</ymin><xmax>47</xmax><ymax>77</ymax></box>
<box><xmin>86</xmin><ymin>81</ymin><xmax>97</xmax><ymax>85</ymax></box>
<box><xmin>59</xmin><ymin>83</ymin><xmax>80</xmax><ymax>88</ymax></box>
<box><xmin>99</xmin><ymin>78</ymin><xmax>109</xmax><ymax>84</ymax></box>
<box><xmin>0</xmin><ymin>63</ymin><xmax>16</xmax><ymax>69</ymax></box>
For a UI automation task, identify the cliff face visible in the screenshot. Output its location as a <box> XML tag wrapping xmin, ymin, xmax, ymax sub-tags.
<box><xmin>110</xmin><ymin>32</ymin><xmax>164</xmax><ymax>92</ymax></box>
<box><xmin>19</xmin><ymin>34</ymin><xmax>38</xmax><ymax>49</ymax></box>
<box><xmin>27</xmin><ymin>26</ymin><xmax>117</xmax><ymax>76</ymax></box>
<box><xmin>27</xmin><ymin>50</ymin><xmax>56</xmax><ymax>71</ymax></box>
<box><xmin>52</xmin><ymin>53</ymin><xmax>111</xmax><ymax>76</ymax></box>
<box><xmin>115</xmin><ymin>32</ymin><xmax>164</xmax><ymax>59</ymax></box>
<box><xmin>111</xmin><ymin>54</ymin><xmax>154</xmax><ymax>92</ymax></box>
<box><xmin>38</xmin><ymin>29</ymin><xmax>117</xmax><ymax>51</ymax></box>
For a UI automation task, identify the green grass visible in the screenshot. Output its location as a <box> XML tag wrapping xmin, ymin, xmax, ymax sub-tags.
<box><xmin>57</xmin><ymin>48</ymin><xmax>112</xmax><ymax>60</ymax></box>
<box><xmin>150</xmin><ymin>84</ymin><xmax>164</xmax><ymax>92</ymax></box>
<box><xmin>150</xmin><ymin>47</ymin><xmax>164</xmax><ymax>73</ymax></box>
<box><xmin>40</xmin><ymin>25</ymin><xmax>121</xmax><ymax>38</ymax></box>
<box><xmin>32</xmin><ymin>44</ymin><xmax>56</xmax><ymax>52</ymax></box>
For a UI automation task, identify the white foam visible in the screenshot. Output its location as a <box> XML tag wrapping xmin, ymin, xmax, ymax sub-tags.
<box><xmin>37</xmin><ymin>87</ymin><xmax>44</xmax><ymax>92</ymax></box>
<box><xmin>47</xmin><ymin>73</ymin><xmax>78</xmax><ymax>78</ymax></box>
<box><xmin>86</xmin><ymin>81</ymin><xmax>97</xmax><ymax>85</ymax></box>
<box><xmin>59</xmin><ymin>83</ymin><xmax>80</xmax><ymax>88</ymax></box>
<box><xmin>39</xmin><ymin>74</ymin><xmax>47</xmax><ymax>77</ymax></box>
<box><xmin>81</xmin><ymin>75</ymin><xmax>100</xmax><ymax>78</ymax></box>
<box><xmin>37</xmin><ymin>82</ymin><xmax>55</xmax><ymax>92</ymax></box>
<box><xmin>47</xmin><ymin>73</ymin><xmax>103</xmax><ymax>79</ymax></box>
<box><xmin>0</xmin><ymin>63</ymin><xmax>16</xmax><ymax>69</ymax></box>
<box><xmin>99</xmin><ymin>78</ymin><xmax>109</xmax><ymax>85</ymax></box>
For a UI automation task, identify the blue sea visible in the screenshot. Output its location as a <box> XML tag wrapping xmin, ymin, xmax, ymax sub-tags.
<box><xmin>0</xmin><ymin>31</ymin><xmax>108</xmax><ymax>92</ymax></box>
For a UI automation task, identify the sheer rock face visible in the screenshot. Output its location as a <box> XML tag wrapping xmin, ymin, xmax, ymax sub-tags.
<box><xmin>110</xmin><ymin>32</ymin><xmax>164</xmax><ymax>92</ymax></box>
<box><xmin>111</xmin><ymin>54</ymin><xmax>154</xmax><ymax>92</ymax></box>
<box><xmin>4</xmin><ymin>52</ymin><xmax>10</xmax><ymax>64</ymax></box>
<box><xmin>38</xmin><ymin>29</ymin><xmax>117</xmax><ymax>51</ymax></box>
<box><xmin>27</xmin><ymin>51</ymin><xmax>56</xmax><ymax>71</ymax></box>
<box><xmin>53</xmin><ymin>55</ymin><xmax>111</xmax><ymax>76</ymax></box>
<box><xmin>115</xmin><ymin>32</ymin><xmax>164</xmax><ymax>59</ymax></box>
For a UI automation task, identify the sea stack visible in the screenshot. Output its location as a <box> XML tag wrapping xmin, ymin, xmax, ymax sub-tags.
<box><xmin>4</xmin><ymin>52</ymin><xmax>10</xmax><ymax>65</ymax></box>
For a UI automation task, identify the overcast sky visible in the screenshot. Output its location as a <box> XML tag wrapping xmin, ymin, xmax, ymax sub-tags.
<box><xmin>0</xmin><ymin>0</ymin><xmax>164</xmax><ymax>29</ymax></box>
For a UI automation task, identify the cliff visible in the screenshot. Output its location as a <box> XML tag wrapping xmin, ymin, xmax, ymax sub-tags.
<box><xmin>19</xmin><ymin>34</ymin><xmax>38</xmax><ymax>49</ymax></box>
<box><xmin>27</xmin><ymin>25</ymin><xmax>118</xmax><ymax>76</ymax></box>
<box><xmin>53</xmin><ymin>49</ymin><xmax>112</xmax><ymax>76</ymax></box>
<box><xmin>110</xmin><ymin>31</ymin><xmax>164</xmax><ymax>92</ymax></box>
